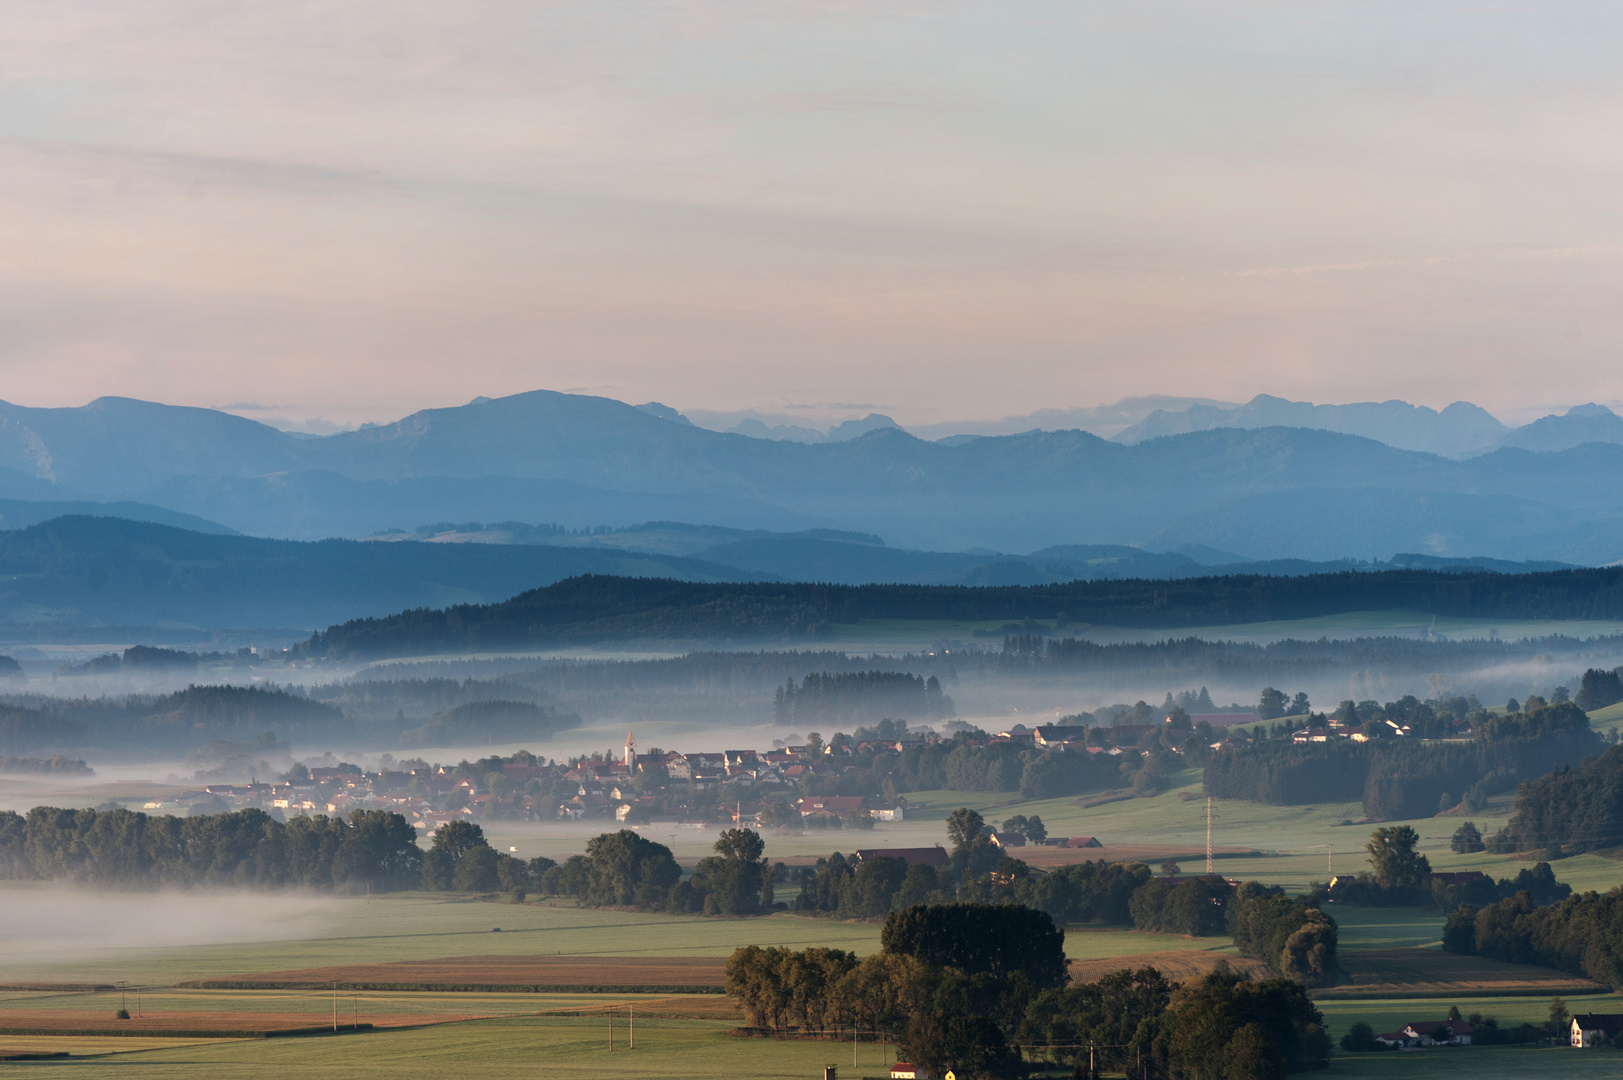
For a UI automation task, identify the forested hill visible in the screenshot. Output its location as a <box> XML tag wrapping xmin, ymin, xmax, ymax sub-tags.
<box><xmin>301</xmin><ymin>567</ymin><xmax>1623</xmax><ymax>658</ymax></box>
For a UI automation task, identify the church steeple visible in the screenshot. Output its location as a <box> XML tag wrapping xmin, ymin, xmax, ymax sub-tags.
<box><xmin>624</xmin><ymin>731</ymin><xmax>636</xmax><ymax>768</ymax></box>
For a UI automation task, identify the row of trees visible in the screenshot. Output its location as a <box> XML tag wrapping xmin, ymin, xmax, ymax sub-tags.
<box><xmin>726</xmin><ymin>902</ymin><xmax>1331</xmax><ymax>1079</ymax></box>
<box><xmin>1205</xmin><ymin>702</ymin><xmax>1599</xmax><ymax>819</ymax></box>
<box><xmin>787</xmin><ymin>807</ymin><xmax>1341</xmax><ymax>987</ymax></box>
<box><xmin>1443</xmin><ymin>887</ymin><xmax>1623</xmax><ymax>990</ymax></box>
<box><xmin>1492</xmin><ymin>742</ymin><xmax>1623</xmax><ymax>855</ymax></box>
<box><xmin>772</xmin><ymin>671</ymin><xmax>954</xmax><ymax>726</ymax></box>
<box><xmin>0</xmin><ymin>806</ymin><xmax>424</xmax><ymax>890</ymax></box>
<box><xmin>0</xmin><ymin>808</ymin><xmax>782</xmax><ymax>912</ymax></box>
<box><xmin>535</xmin><ymin>828</ymin><xmax>772</xmax><ymax>915</ymax></box>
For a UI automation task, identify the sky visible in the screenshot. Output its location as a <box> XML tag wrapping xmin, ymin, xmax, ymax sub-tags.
<box><xmin>2</xmin><ymin>2</ymin><xmax>1622</xmax><ymax>431</ymax></box>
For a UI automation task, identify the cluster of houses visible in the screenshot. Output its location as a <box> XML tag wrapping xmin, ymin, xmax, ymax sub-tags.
<box><xmin>140</xmin><ymin>733</ymin><xmax>932</xmax><ymax>834</ymax></box>
<box><xmin>1375</xmin><ymin>1019</ymin><xmax>1474</xmax><ymax>1048</ymax></box>
<box><xmin>136</xmin><ymin>727</ymin><xmax>1125</xmax><ymax>842</ymax></box>
<box><xmin>1366</xmin><ymin>1014</ymin><xmax>1623</xmax><ymax>1050</ymax></box>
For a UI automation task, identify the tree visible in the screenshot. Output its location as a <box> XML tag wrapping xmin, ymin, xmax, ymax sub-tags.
<box><xmin>452</xmin><ymin>844</ymin><xmax>499</xmax><ymax>891</ymax></box>
<box><xmin>946</xmin><ymin>807</ymin><xmax>986</xmax><ymax>854</ymax></box>
<box><xmin>1339</xmin><ymin>1021</ymin><xmax>1379</xmax><ymax>1052</ymax></box>
<box><xmin>1367</xmin><ymin>825</ymin><xmax>1430</xmax><ymax>889</ymax></box>
<box><xmin>1577</xmin><ymin>669</ymin><xmax>1623</xmax><ymax>712</ymax></box>
<box><xmin>582</xmin><ymin>830</ymin><xmax>681</xmax><ymax>907</ymax></box>
<box><xmin>1547</xmin><ymin>996</ymin><xmax>1570</xmax><ymax>1040</ymax></box>
<box><xmin>1023</xmin><ymin>815</ymin><xmax>1047</xmax><ymax>844</ymax></box>
<box><xmin>757</xmin><ymin>801</ymin><xmax>800</xmax><ymax>830</ymax></box>
<box><xmin>1160</xmin><ymin>859</ymin><xmax>1182</xmax><ymax>876</ymax></box>
<box><xmin>1258</xmin><ymin>688</ymin><xmax>1288</xmax><ymax>720</ymax></box>
<box><xmin>881</xmin><ymin>903</ymin><xmax>1067</xmax><ymax>987</ymax></box>
<box><xmin>691</xmin><ymin>828</ymin><xmax>769</xmax><ymax>915</ymax></box>
<box><xmin>423</xmin><ymin>820</ymin><xmax>489</xmax><ymax>890</ymax></box>
<box><xmin>1451</xmin><ymin>821</ymin><xmax>1485</xmax><ymax>854</ymax></box>
<box><xmin>1289</xmin><ymin>692</ymin><xmax>1312</xmax><ymax>716</ymax></box>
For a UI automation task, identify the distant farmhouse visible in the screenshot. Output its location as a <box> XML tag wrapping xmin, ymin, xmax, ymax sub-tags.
<box><xmin>854</xmin><ymin>846</ymin><xmax>950</xmax><ymax>867</ymax></box>
<box><xmin>1376</xmin><ymin>1019</ymin><xmax>1471</xmax><ymax>1048</ymax></box>
<box><xmin>1572</xmin><ymin>1014</ymin><xmax>1623</xmax><ymax>1047</ymax></box>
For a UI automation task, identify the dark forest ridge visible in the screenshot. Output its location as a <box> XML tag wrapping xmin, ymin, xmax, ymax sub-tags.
<box><xmin>299</xmin><ymin>567</ymin><xmax>1623</xmax><ymax>659</ymax></box>
<box><xmin>0</xmin><ymin>391</ymin><xmax>1622</xmax><ymax>559</ymax></box>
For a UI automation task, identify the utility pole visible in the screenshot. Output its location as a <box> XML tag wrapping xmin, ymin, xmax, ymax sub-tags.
<box><xmin>353</xmin><ymin>995</ymin><xmax>358</xmax><ymax>1030</ymax></box>
<box><xmin>1326</xmin><ymin>844</ymin><xmax>1333</xmax><ymax>877</ymax></box>
<box><xmin>608</xmin><ymin>1010</ymin><xmax>614</xmax><ymax>1052</ymax></box>
<box><xmin>629</xmin><ymin>1003</ymin><xmax>634</xmax><ymax>1050</ymax></box>
<box><xmin>332</xmin><ymin>983</ymin><xmax>337</xmax><ymax>1032</ymax></box>
<box><xmin>1205</xmin><ymin>797</ymin><xmax>1213</xmax><ymax>875</ymax></box>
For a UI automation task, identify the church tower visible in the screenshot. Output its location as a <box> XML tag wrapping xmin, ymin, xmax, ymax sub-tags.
<box><xmin>624</xmin><ymin>731</ymin><xmax>636</xmax><ymax>768</ymax></box>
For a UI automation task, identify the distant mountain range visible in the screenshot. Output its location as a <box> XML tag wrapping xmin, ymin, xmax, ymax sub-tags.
<box><xmin>0</xmin><ymin>516</ymin><xmax>772</xmax><ymax>633</ymax></box>
<box><xmin>1111</xmin><ymin>395</ymin><xmax>1510</xmax><ymax>456</ymax></box>
<box><xmin>0</xmin><ymin>391</ymin><xmax>1622</xmax><ymax>561</ymax></box>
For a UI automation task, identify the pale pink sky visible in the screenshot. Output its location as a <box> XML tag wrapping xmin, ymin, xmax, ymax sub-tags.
<box><xmin>1</xmin><ymin>2</ymin><xmax>1621</xmax><ymax>430</ymax></box>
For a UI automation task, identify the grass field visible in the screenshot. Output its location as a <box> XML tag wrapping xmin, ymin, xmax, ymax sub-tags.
<box><xmin>4</xmin><ymin>1008</ymin><xmax>1623</xmax><ymax>1079</ymax></box>
<box><xmin>8</xmin><ymin>740</ymin><xmax>1623</xmax><ymax>1077</ymax></box>
<box><xmin>1329</xmin><ymin>949</ymin><xmax>1604</xmax><ymax>999</ymax></box>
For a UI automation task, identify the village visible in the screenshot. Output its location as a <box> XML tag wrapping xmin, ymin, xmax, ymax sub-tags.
<box><xmin>132</xmin><ymin>704</ymin><xmax>1466</xmax><ymax>838</ymax></box>
<box><xmin>138</xmin><ymin>723</ymin><xmax>1147</xmax><ymax>842</ymax></box>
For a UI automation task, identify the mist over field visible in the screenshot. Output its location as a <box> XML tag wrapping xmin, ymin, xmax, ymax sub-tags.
<box><xmin>0</xmin><ymin>887</ymin><xmax>342</xmax><ymax>970</ymax></box>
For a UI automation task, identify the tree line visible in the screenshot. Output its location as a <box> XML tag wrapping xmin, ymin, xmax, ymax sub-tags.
<box><xmin>0</xmin><ymin>806</ymin><xmax>423</xmax><ymax>890</ymax></box>
<box><xmin>772</xmin><ymin>671</ymin><xmax>954</xmax><ymax>726</ymax></box>
<box><xmin>1491</xmin><ymin>741</ymin><xmax>1623</xmax><ymax>855</ymax></box>
<box><xmin>726</xmin><ymin>902</ymin><xmax>1330</xmax><ymax>1080</ymax></box>
<box><xmin>1204</xmin><ymin>702</ymin><xmax>1599</xmax><ymax>819</ymax></box>
<box><xmin>788</xmin><ymin>807</ymin><xmax>1339</xmax><ymax>987</ymax></box>
<box><xmin>1444</xmin><ymin>886</ymin><xmax>1623</xmax><ymax>990</ymax></box>
<box><xmin>295</xmin><ymin>568</ymin><xmax>1623</xmax><ymax>658</ymax></box>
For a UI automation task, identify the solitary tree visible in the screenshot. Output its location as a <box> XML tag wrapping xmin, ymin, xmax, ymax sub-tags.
<box><xmin>1367</xmin><ymin>825</ymin><xmax>1431</xmax><ymax>889</ymax></box>
<box><xmin>1258</xmin><ymin>687</ymin><xmax>1288</xmax><ymax>720</ymax></box>
<box><xmin>946</xmin><ymin>807</ymin><xmax>986</xmax><ymax>854</ymax></box>
<box><xmin>1450</xmin><ymin>821</ymin><xmax>1485</xmax><ymax>854</ymax></box>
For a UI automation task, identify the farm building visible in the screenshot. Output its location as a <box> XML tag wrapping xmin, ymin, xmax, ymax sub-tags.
<box><xmin>1032</xmin><ymin>725</ymin><xmax>1087</xmax><ymax>747</ymax></box>
<box><xmin>988</xmin><ymin>830</ymin><xmax>1026</xmax><ymax>848</ymax></box>
<box><xmin>1572</xmin><ymin>1014</ymin><xmax>1623</xmax><ymax>1047</ymax></box>
<box><xmin>1375</xmin><ymin>1020</ymin><xmax>1472</xmax><ymax>1048</ymax></box>
<box><xmin>1063</xmin><ymin>836</ymin><xmax>1103</xmax><ymax>848</ymax></box>
<box><xmin>797</xmin><ymin>796</ymin><xmax>866</xmax><ymax>821</ymax></box>
<box><xmin>854</xmin><ymin>846</ymin><xmax>950</xmax><ymax>867</ymax></box>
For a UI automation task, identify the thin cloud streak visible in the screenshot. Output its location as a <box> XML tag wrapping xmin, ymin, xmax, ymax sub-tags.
<box><xmin>0</xmin><ymin>2</ymin><xmax>1621</xmax><ymax>424</ymax></box>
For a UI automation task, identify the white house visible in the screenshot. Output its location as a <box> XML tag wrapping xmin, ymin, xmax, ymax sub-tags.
<box><xmin>1572</xmin><ymin>1014</ymin><xmax>1623</xmax><ymax>1047</ymax></box>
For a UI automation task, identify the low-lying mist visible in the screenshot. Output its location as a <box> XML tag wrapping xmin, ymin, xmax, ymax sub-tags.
<box><xmin>0</xmin><ymin>885</ymin><xmax>343</xmax><ymax>973</ymax></box>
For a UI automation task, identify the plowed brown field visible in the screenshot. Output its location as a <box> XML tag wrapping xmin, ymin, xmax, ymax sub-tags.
<box><xmin>1067</xmin><ymin>951</ymin><xmax>1271</xmax><ymax>984</ymax></box>
<box><xmin>1323</xmin><ymin>948</ymin><xmax>1608</xmax><ymax>998</ymax></box>
<box><xmin>186</xmin><ymin>955</ymin><xmax>729</xmax><ymax>992</ymax></box>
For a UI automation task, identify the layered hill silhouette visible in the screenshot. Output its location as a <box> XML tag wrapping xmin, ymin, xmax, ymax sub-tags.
<box><xmin>0</xmin><ymin>516</ymin><xmax>772</xmax><ymax>631</ymax></box>
<box><xmin>0</xmin><ymin>391</ymin><xmax>1621</xmax><ymax>560</ymax></box>
<box><xmin>0</xmin><ymin>516</ymin><xmax>1575</xmax><ymax>634</ymax></box>
<box><xmin>299</xmin><ymin>568</ymin><xmax>1623</xmax><ymax>659</ymax></box>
